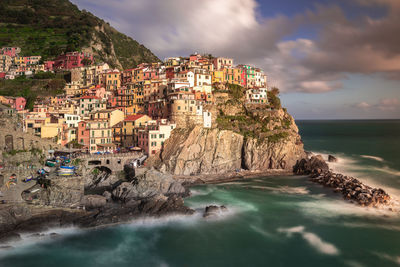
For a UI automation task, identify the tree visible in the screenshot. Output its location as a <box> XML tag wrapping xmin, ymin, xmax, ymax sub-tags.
<box><xmin>271</xmin><ymin>87</ymin><xmax>280</xmax><ymax>96</ymax></box>
<box><xmin>81</xmin><ymin>58</ymin><xmax>92</xmax><ymax>66</ymax></box>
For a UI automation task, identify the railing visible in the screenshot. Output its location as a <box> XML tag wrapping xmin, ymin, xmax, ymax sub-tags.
<box><xmin>76</xmin><ymin>151</ymin><xmax>142</xmax><ymax>159</ymax></box>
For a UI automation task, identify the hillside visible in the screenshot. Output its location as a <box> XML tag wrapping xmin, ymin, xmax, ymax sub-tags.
<box><xmin>0</xmin><ymin>0</ymin><xmax>160</xmax><ymax>69</ymax></box>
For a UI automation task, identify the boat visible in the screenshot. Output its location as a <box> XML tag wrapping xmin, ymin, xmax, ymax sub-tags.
<box><xmin>58</xmin><ymin>165</ymin><xmax>75</xmax><ymax>176</ymax></box>
<box><xmin>45</xmin><ymin>160</ymin><xmax>57</xmax><ymax>167</ymax></box>
<box><xmin>60</xmin><ymin>165</ymin><xmax>75</xmax><ymax>170</ymax></box>
<box><xmin>23</xmin><ymin>175</ymin><xmax>34</xmax><ymax>183</ymax></box>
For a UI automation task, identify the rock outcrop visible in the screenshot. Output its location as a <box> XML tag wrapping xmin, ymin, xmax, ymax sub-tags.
<box><xmin>112</xmin><ymin>168</ymin><xmax>188</xmax><ymax>203</ymax></box>
<box><xmin>294</xmin><ymin>156</ymin><xmax>391</xmax><ymax>207</ymax></box>
<box><xmin>152</xmin><ymin>108</ymin><xmax>306</xmax><ymax>176</ymax></box>
<box><xmin>154</xmin><ymin>127</ymin><xmax>244</xmax><ymax>175</ymax></box>
<box><xmin>22</xmin><ymin>177</ymin><xmax>84</xmax><ymax>208</ymax></box>
<box><xmin>243</xmin><ymin>135</ymin><xmax>305</xmax><ymax>171</ymax></box>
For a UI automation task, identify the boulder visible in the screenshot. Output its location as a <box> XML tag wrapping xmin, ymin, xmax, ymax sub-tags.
<box><xmin>112</xmin><ymin>168</ymin><xmax>188</xmax><ymax>202</ymax></box>
<box><xmin>203</xmin><ymin>205</ymin><xmax>228</xmax><ymax>218</ymax></box>
<box><xmin>83</xmin><ymin>195</ymin><xmax>107</xmax><ymax>209</ymax></box>
<box><xmin>328</xmin><ymin>155</ymin><xmax>338</xmax><ymax>162</ymax></box>
<box><xmin>293</xmin><ymin>155</ymin><xmax>329</xmax><ymax>175</ymax></box>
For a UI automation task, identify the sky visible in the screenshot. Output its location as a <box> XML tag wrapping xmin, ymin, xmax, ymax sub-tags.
<box><xmin>70</xmin><ymin>0</ymin><xmax>400</xmax><ymax>119</ymax></box>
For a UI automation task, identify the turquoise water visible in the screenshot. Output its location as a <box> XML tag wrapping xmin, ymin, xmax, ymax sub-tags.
<box><xmin>1</xmin><ymin>120</ymin><xmax>400</xmax><ymax>267</ymax></box>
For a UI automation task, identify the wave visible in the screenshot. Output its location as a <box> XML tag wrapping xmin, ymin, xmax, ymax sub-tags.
<box><xmin>249</xmin><ymin>185</ymin><xmax>310</xmax><ymax>195</ymax></box>
<box><xmin>293</xmin><ymin>198</ymin><xmax>400</xmax><ymax>219</ymax></box>
<box><xmin>373</xmin><ymin>166</ymin><xmax>400</xmax><ymax>177</ymax></box>
<box><xmin>360</xmin><ymin>155</ymin><xmax>385</xmax><ymax>162</ymax></box>
<box><xmin>0</xmin><ymin>226</ymin><xmax>82</xmax><ymax>257</ymax></box>
<box><xmin>277</xmin><ymin>226</ymin><xmax>339</xmax><ymax>255</ymax></box>
<box><xmin>371</xmin><ymin>252</ymin><xmax>400</xmax><ymax>265</ymax></box>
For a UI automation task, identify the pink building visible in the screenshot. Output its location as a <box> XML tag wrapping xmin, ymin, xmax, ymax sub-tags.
<box><xmin>1</xmin><ymin>47</ymin><xmax>20</xmax><ymax>57</ymax></box>
<box><xmin>143</xmin><ymin>69</ymin><xmax>159</xmax><ymax>80</ymax></box>
<box><xmin>0</xmin><ymin>97</ymin><xmax>26</xmax><ymax>111</ymax></box>
<box><xmin>54</xmin><ymin>52</ymin><xmax>93</xmax><ymax>70</ymax></box>
<box><xmin>86</xmin><ymin>86</ymin><xmax>106</xmax><ymax>99</ymax></box>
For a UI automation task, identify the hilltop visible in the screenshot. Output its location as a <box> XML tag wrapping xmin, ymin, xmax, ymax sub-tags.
<box><xmin>0</xmin><ymin>0</ymin><xmax>160</xmax><ymax>69</ymax></box>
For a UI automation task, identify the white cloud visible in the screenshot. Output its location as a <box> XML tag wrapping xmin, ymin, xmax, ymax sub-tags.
<box><xmin>72</xmin><ymin>0</ymin><xmax>400</xmax><ymax>96</ymax></box>
<box><xmin>355</xmin><ymin>102</ymin><xmax>371</xmax><ymax>109</ymax></box>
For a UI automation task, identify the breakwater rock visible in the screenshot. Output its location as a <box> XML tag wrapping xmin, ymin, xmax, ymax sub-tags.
<box><xmin>294</xmin><ymin>156</ymin><xmax>391</xmax><ymax>207</ymax></box>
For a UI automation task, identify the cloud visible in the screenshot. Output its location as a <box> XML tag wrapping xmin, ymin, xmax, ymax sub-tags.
<box><xmin>278</xmin><ymin>226</ymin><xmax>340</xmax><ymax>255</ymax></box>
<box><xmin>355</xmin><ymin>102</ymin><xmax>371</xmax><ymax>109</ymax></box>
<box><xmin>378</xmin><ymin>98</ymin><xmax>399</xmax><ymax>110</ymax></box>
<box><xmin>354</xmin><ymin>97</ymin><xmax>399</xmax><ymax>111</ymax></box>
<box><xmin>71</xmin><ymin>0</ymin><xmax>400</xmax><ymax>95</ymax></box>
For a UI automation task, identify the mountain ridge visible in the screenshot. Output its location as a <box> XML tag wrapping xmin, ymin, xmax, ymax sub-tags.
<box><xmin>0</xmin><ymin>0</ymin><xmax>160</xmax><ymax>69</ymax></box>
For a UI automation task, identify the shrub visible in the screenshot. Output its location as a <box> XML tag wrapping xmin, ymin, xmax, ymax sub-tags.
<box><xmin>268</xmin><ymin>132</ymin><xmax>289</xmax><ymax>143</ymax></box>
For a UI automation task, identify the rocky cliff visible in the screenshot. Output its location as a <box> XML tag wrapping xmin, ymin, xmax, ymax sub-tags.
<box><xmin>156</xmin><ymin>127</ymin><xmax>244</xmax><ymax>175</ymax></box>
<box><xmin>152</xmin><ymin>97</ymin><xmax>306</xmax><ymax>176</ymax></box>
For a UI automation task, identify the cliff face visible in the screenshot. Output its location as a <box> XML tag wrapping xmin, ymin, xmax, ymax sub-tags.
<box><xmin>243</xmin><ymin>109</ymin><xmax>305</xmax><ymax>171</ymax></box>
<box><xmin>156</xmin><ymin>127</ymin><xmax>244</xmax><ymax>175</ymax></box>
<box><xmin>152</xmin><ymin>107</ymin><xmax>306</xmax><ymax>176</ymax></box>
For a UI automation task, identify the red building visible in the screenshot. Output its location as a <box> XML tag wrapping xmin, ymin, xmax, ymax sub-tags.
<box><xmin>166</xmin><ymin>67</ymin><xmax>175</xmax><ymax>79</ymax></box>
<box><xmin>77</xmin><ymin>121</ymin><xmax>90</xmax><ymax>152</ymax></box>
<box><xmin>44</xmin><ymin>61</ymin><xmax>55</xmax><ymax>71</ymax></box>
<box><xmin>54</xmin><ymin>52</ymin><xmax>93</xmax><ymax>70</ymax></box>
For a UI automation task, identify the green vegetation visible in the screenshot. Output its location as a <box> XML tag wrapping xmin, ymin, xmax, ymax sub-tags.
<box><xmin>33</xmin><ymin>71</ymin><xmax>56</xmax><ymax>79</ymax></box>
<box><xmin>67</xmin><ymin>139</ymin><xmax>84</xmax><ymax>149</ymax></box>
<box><xmin>72</xmin><ymin>158</ymin><xmax>82</xmax><ymax>165</ymax></box>
<box><xmin>2</xmin><ymin>149</ymin><xmax>26</xmax><ymax>156</ymax></box>
<box><xmin>29</xmin><ymin>147</ymin><xmax>43</xmax><ymax>156</ymax></box>
<box><xmin>267</xmin><ymin>132</ymin><xmax>290</xmax><ymax>143</ymax></box>
<box><xmin>0</xmin><ymin>0</ymin><xmax>159</xmax><ymax>68</ymax></box>
<box><xmin>267</xmin><ymin>91</ymin><xmax>281</xmax><ymax>109</ymax></box>
<box><xmin>226</xmin><ymin>83</ymin><xmax>244</xmax><ymax>100</ymax></box>
<box><xmin>0</xmin><ymin>75</ymin><xmax>66</xmax><ymax>110</ymax></box>
<box><xmin>282</xmin><ymin>118</ymin><xmax>291</xmax><ymax>129</ymax></box>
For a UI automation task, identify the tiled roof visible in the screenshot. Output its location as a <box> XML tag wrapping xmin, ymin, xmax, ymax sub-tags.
<box><xmin>124</xmin><ymin>114</ymin><xmax>145</xmax><ymax>121</ymax></box>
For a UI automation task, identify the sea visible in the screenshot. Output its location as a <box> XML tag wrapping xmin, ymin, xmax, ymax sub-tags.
<box><xmin>1</xmin><ymin>120</ymin><xmax>399</xmax><ymax>267</ymax></box>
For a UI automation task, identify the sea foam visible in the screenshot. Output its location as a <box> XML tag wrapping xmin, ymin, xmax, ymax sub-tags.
<box><xmin>277</xmin><ymin>226</ymin><xmax>340</xmax><ymax>255</ymax></box>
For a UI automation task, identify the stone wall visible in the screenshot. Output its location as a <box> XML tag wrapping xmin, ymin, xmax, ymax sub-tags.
<box><xmin>0</xmin><ymin>117</ymin><xmax>61</xmax><ymax>158</ymax></box>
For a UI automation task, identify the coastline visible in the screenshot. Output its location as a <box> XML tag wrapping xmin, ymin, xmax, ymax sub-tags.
<box><xmin>0</xmin><ymin>170</ymin><xmax>294</xmax><ymax>244</ymax></box>
<box><xmin>174</xmin><ymin>169</ymin><xmax>295</xmax><ymax>185</ymax></box>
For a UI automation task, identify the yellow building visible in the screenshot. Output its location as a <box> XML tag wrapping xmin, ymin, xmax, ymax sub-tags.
<box><xmin>14</xmin><ymin>56</ymin><xmax>26</xmax><ymax>67</ymax></box>
<box><xmin>90</xmin><ymin>109</ymin><xmax>124</xmax><ymax>127</ymax></box>
<box><xmin>122</xmin><ymin>114</ymin><xmax>152</xmax><ymax>147</ymax></box>
<box><xmin>133</xmin><ymin>68</ymin><xmax>144</xmax><ymax>83</ymax></box>
<box><xmin>212</xmin><ymin>70</ymin><xmax>225</xmax><ymax>84</ymax></box>
<box><xmin>105</xmin><ymin>72</ymin><xmax>121</xmax><ymax>91</ymax></box>
<box><xmin>40</xmin><ymin>117</ymin><xmax>65</xmax><ymax>141</ymax></box>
